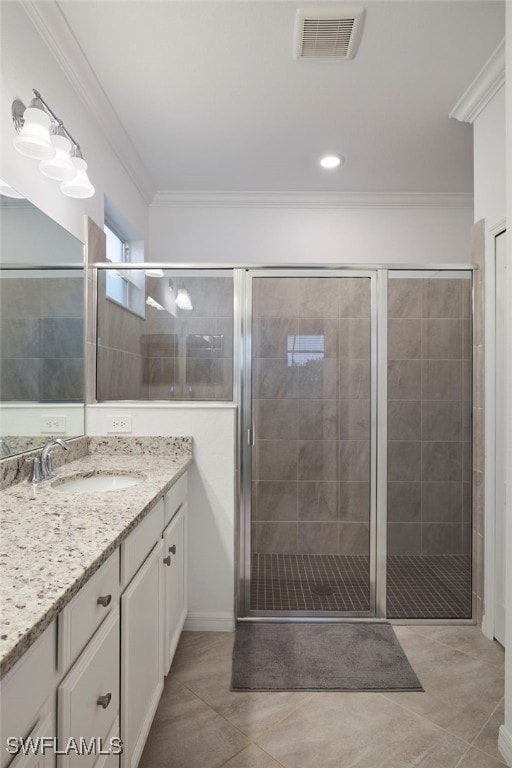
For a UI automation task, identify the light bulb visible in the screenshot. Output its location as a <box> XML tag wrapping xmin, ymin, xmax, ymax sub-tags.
<box><xmin>60</xmin><ymin>156</ymin><xmax>95</xmax><ymax>199</ymax></box>
<box><xmin>39</xmin><ymin>133</ymin><xmax>75</xmax><ymax>181</ymax></box>
<box><xmin>320</xmin><ymin>154</ymin><xmax>343</xmax><ymax>169</ymax></box>
<box><xmin>175</xmin><ymin>289</ymin><xmax>193</xmax><ymax>311</ymax></box>
<box><xmin>13</xmin><ymin>106</ymin><xmax>55</xmax><ymax>160</ymax></box>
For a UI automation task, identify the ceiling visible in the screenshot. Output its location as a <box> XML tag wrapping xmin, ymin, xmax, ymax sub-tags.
<box><xmin>56</xmin><ymin>0</ymin><xmax>505</xmax><ymax>196</ymax></box>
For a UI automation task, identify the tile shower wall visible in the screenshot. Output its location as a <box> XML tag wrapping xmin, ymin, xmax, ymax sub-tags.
<box><xmin>0</xmin><ymin>275</ymin><xmax>84</xmax><ymax>401</ymax></box>
<box><xmin>96</xmin><ymin>272</ymin><xmax>233</xmax><ymax>401</ymax></box>
<box><xmin>251</xmin><ymin>277</ymin><xmax>371</xmax><ymax>556</ymax></box>
<box><xmin>387</xmin><ymin>276</ymin><xmax>472</xmax><ymax>556</ymax></box>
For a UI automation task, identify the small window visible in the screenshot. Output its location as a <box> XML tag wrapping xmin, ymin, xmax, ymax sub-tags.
<box><xmin>104</xmin><ymin>223</ymin><xmax>145</xmax><ymax>318</ymax></box>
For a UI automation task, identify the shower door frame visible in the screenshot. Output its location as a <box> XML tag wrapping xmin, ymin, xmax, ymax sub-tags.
<box><xmin>238</xmin><ymin>268</ymin><xmax>386</xmax><ymax>620</ymax></box>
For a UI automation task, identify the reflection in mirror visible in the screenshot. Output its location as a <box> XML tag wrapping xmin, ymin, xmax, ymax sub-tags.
<box><xmin>0</xmin><ymin>193</ymin><xmax>85</xmax><ymax>458</ymax></box>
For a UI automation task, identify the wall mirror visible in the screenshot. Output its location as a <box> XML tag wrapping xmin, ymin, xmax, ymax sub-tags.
<box><xmin>0</xmin><ymin>189</ymin><xmax>85</xmax><ymax>458</ymax></box>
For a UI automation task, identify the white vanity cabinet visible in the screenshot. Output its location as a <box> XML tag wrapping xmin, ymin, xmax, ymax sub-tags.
<box><xmin>162</xmin><ymin>503</ymin><xmax>187</xmax><ymax>676</ymax></box>
<box><xmin>1</xmin><ymin>470</ymin><xmax>189</xmax><ymax>768</ymax></box>
<box><xmin>1</xmin><ymin>622</ymin><xmax>58</xmax><ymax>768</ymax></box>
<box><xmin>120</xmin><ymin>539</ymin><xmax>164</xmax><ymax>768</ymax></box>
<box><xmin>57</xmin><ymin>609</ymin><xmax>120</xmax><ymax>768</ymax></box>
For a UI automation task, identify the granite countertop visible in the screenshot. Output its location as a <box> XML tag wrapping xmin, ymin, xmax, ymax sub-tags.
<box><xmin>0</xmin><ymin>437</ymin><xmax>192</xmax><ymax>679</ymax></box>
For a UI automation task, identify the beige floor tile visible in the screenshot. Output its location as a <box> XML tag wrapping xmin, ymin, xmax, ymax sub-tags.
<box><xmin>172</xmin><ymin>633</ymin><xmax>313</xmax><ymax>739</ymax></box>
<box><xmin>403</xmin><ymin>625</ymin><xmax>505</xmax><ymax>670</ymax></box>
<box><xmin>255</xmin><ymin>692</ymin><xmax>468</xmax><ymax>768</ymax></box>
<box><xmin>473</xmin><ymin>699</ymin><xmax>506</xmax><ymax>762</ymax></box>
<box><xmin>456</xmin><ymin>746</ymin><xmax>507</xmax><ymax>767</ymax></box>
<box><xmin>223</xmin><ymin>744</ymin><xmax>285</xmax><ymax>767</ymax></box>
<box><xmin>139</xmin><ymin>678</ymin><xmax>249</xmax><ymax>768</ymax></box>
<box><xmin>387</xmin><ymin>628</ymin><xmax>504</xmax><ymax>742</ymax></box>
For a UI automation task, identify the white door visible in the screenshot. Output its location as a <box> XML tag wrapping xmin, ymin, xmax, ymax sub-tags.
<box><xmin>121</xmin><ymin>541</ymin><xmax>164</xmax><ymax>768</ymax></box>
<box><xmin>495</xmin><ymin>230</ymin><xmax>507</xmax><ymax>646</ymax></box>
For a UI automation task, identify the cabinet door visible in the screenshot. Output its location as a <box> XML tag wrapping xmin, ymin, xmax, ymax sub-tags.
<box><xmin>120</xmin><ymin>541</ymin><xmax>163</xmax><ymax>768</ymax></box>
<box><xmin>162</xmin><ymin>503</ymin><xmax>187</xmax><ymax>676</ymax></box>
<box><xmin>9</xmin><ymin>710</ymin><xmax>55</xmax><ymax>768</ymax></box>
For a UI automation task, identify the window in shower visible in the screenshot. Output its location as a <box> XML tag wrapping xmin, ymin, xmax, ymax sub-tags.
<box><xmin>386</xmin><ymin>271</ymin><xmax>472</xmax><ymax>619</ymax></box>
<box><xmin>96</xmin><ymin>269</ymin><xmax>234</xmax><ymax>401</ymax></box>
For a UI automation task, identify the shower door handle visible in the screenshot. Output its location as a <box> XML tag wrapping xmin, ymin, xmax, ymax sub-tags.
<box><xmin>247</xmin><ymin>423</ymin><xmax>255</xmax><ymax>446</ymax></box>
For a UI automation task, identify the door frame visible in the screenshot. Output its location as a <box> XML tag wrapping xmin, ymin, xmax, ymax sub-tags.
<box><xmin>482</xmin><ymin>220</ymin><xmax>507</xmax><ymax>642</ymax></box>
<box><xmin>237</xmin><ymin>268</ymin><xmax>383</xmax><ymax>620</ymax></box>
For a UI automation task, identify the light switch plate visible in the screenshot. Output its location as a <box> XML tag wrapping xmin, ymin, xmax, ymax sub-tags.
<box><xmin>105</xmin><ymin>415</ymin><xmax>132</xmax><ymax>433</ymax></box>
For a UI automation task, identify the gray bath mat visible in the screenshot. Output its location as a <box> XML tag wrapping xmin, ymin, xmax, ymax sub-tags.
<box><xmin>231</xmin><ymin>622</ymin><xmax>423</xmax><ymax>692</ymax></box>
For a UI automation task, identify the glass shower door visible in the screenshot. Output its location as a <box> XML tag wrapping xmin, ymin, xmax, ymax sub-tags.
<box><xmin>244</xmin><ymin>272</ymin><xmax>376</xmax><ymax>617</ymax></box>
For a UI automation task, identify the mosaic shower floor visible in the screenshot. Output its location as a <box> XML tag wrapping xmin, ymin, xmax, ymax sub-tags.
<box><xmin>250</xmin><ymin>553</ymin><xmax>471</xmax><ymax>618</ymax></box>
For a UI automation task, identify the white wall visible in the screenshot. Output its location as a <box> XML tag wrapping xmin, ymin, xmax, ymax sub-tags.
<box><xmin>473</xmin><ymin>85</ymin><xmax>506</xmax><ymax>226</ymax></box>
<box><xmin>149</xmin><ymin>204</ymin><xmax>473</xmax><ymax>265</ymax></box>
<box><xmin>86</xmin><ymin>404</ymin><xmax>237</xmax><ymax>631</ymax></box>
<box><xmin>0</xmin><ymin>2</ymin><xmax>148</xmax><ymax>244</ymax></box>
<box><xmin>499</xmin><ymin>11</ymin><xmax>512</xmax><ymax>767</ymax></box>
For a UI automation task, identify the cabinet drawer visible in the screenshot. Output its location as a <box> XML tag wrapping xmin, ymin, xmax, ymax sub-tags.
<box><xmin>58</xmin><ymin>609</ymin><xmax>120</xmax><ymax>768</ymax></box>
<box><xmin>59</xmin><ymin>551</ymin><xmax>120</xmax><ymax>671</ymax></box>
<box><xmin>164</xmin><ymin>473</ymin><xmax>187</xmax><ymax>527</ymax></box>
<box><xmin>121</xmin><ymin>500</ymin><xmax>164</xmax><ymax>589</ymax></box>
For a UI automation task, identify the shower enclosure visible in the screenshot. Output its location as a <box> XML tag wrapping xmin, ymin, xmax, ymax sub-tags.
<box><xmin>93</xmin><ymin>261</ymin><xmax>473</xmax><ymax>622</ymax></box>
<box><xmin>238</xmin><ymin>268</ymin><xmax>473</xmax><ymax>621</ymax></box>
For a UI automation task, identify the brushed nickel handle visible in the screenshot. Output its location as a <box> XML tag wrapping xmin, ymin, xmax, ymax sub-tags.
<box><xmin>169</xmin><ymin>545</ymin><xmax>176</xmax><ymax>555</ymax></box>
<box><xmin>97</xmin><ymin>693</ymin><xmax>112</xmax><ymax>709</ymax></box>
<box><xmin>97</xmin><ymin>594</ymin><xmax>112</xmax><ymax>607</ymax></box>
<box><xmin>163</xmin><ymin>555</ymin><xmax>171</xmax><ymax>566</ymax></box>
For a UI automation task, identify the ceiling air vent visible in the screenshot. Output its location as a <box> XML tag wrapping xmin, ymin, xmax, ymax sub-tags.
<box><xmin>293</xmin><ymin>6</ymin><xmax>365</xmax><ymax>61</ymax></box>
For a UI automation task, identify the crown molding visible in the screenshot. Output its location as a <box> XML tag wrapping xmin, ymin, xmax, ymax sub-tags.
<box><xmin>151</xmin><ymin>190</ymin><xmax>473</xmax><ymax>210</ymax></box>
<box><xmin>450</xmin><ymin>39</ymin><xmax>505</xmax><ymax>124</ymax></box>
<box><xmin>21</xmin><ymin>1</ymin><xmax>155</xmax><ymax>203</ymax></box>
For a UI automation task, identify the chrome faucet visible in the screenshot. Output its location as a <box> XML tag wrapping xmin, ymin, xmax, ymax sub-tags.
<box><xmin>26</xmin><ymin>438</ymin><xmax>71</xmax><ymax>483</ymax></box>
<box><xmin>41</xmin><ymin>437</ymin><xmax>70</xmax><ymax>479</ymax></box>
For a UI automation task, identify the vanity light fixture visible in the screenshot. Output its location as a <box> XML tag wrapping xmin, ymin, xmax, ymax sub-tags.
<box><xmin>320</xmin><ymin>154</ymin><xmax>344</xmax><ymax>169</ymax></box>
<box><xmin>12</xmin><ymin>89</ymin><xmax>95</xmax><ymax>199</ymax></box>
<box><xmin>176</xmin><ymin>288</ymin><xmax>193</xmax><ymax>311</ymax></box>
<box><xmin>146</xmin><ymin>296</ymin><xmax>165</xmax><ymax>311</ymax></box>
<box><xmin>145</xmin><ymin>268</ymin><xmax>165</xmax><ymax>278</ymax></box>
<box><xmin>169</xmin><ymin>279</ymin><xmax>193</xmax><ymax>311</ymax></box>
<box><xmin>39</xmin><ymin>125</ymin><xmax>75</xmax><ymax>181</ymax></box>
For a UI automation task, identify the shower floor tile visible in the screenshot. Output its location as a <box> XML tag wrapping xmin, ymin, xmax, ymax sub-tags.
<box><xmin>250</xmin><ymin>553</ymin><xmax>471</xmax><ymax>618</ymax></box>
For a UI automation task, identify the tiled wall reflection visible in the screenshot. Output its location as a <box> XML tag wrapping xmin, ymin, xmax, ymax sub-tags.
<box><xmin>387</xmin><ymin>277</ymin><xmax>472</xmax><ymax>556</ymax></box>
<box><xmin>96</xmin><ymin>272</ymin><xmax>233</xmax><ymax>401</ymax></box>
<box><xmin>251</xmin><ymin>277</ymin><xmax>371</xmax><ymax>556</ymax></box>
<box><xmin>0</xmin><ymin>275</ymin><xmax>84</xmax><ymax>401</ymax></box>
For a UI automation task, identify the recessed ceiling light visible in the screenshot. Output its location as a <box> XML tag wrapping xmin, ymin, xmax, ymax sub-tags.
<box><xmin>320</xmin><ymin>154</ymin><xmax>343</xmax><ymax>169</ymax></box>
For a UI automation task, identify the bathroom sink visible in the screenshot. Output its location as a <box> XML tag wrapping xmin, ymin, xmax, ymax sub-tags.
<box><xmin>52</xmin><ymin>472</ymin><xmax>145</xmax><ymax>493</ymax></box>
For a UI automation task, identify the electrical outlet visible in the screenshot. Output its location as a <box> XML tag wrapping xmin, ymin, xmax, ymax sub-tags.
<box><xmin>40</xmin><ymin>415</ymin><xmax>67</xmax><ymax>433</ymax></box>
<box><xmin>106</xmin><ymin>415</ymin><xmax>132</xmax><ymax>433</ymax></box>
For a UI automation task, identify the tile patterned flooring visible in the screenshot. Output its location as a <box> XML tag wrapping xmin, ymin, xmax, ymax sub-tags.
<box><xmin>250</xmin><ymin>553</ymin><xmax>471</xmax><ymax>618</ymax></box>
<box><xmin>139</xmin><ymin>625</ymin><xmax>505</xmax><ymax>768</ymax></box>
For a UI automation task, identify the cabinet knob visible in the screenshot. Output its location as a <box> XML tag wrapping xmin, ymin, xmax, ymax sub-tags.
<box><xmin>169</xmin><ymin>544</ymin><xmax>177</xmax><ymax>554</ymax></box>
<box><xmin>97</xmin><ymin>693</ymin><xmax>112</xmax><ymax>709</ymax></box>
<box><xmin>163</xmin><ymin>555</ymin><xmax>171</xmax><ymax>566</ymax></box>
<box><xmin>97</xmin><ymin>594</ymin><xmax>112</xmax><ymax>607</ymax></box>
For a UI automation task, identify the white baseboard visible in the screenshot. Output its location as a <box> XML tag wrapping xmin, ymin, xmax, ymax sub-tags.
<box><xmin>184</xmin><ymin>611</ymin><xmax>234</xmax><ymax>632</ymax></box>
<box><xmin>499</xmin><ymin>724</ymin><xmax>512</xmax><ymax>766</ymax></box>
